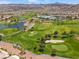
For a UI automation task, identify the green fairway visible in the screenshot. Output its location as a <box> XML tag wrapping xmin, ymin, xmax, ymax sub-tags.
<box><xmin>1</xmin><ymin>20</ymin><xmax>79</xmax><ymax>59</ymax></box>
<box><xmin>0</xmin><ymin>28</ymin><xmax>18</xmax><ymax>35</ymax></box>
<box><xmin>52</xmin><ymin>44</ymin><xmax>68</xmax><ymax>52</ymax></box>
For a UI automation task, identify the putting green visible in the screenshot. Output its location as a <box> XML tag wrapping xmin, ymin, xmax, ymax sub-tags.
<box><xmin>29</xmin><ymin>31</ymin><xmax>38</xmax><ymax>36</ymax></box>
<box><xmin>52</xmin><ymin>44</ymin><xmax>69</xmax><ymax>52</ymax></box>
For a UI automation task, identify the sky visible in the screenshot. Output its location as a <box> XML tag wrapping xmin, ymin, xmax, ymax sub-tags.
<box><xmin>0</xmin><ymin>0</ymin><xmax>79</xmax><ymax>4</ymax></box>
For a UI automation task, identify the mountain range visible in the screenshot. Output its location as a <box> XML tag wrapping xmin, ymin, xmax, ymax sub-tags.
<box><xmin>0</xmin><ymin>4</ymin><xmax>79</xmax><ymax>15</ymax></box>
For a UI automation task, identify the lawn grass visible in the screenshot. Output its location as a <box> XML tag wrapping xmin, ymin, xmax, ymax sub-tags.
<box><xmin>0</xmin><ymin>28</ymin><xmax>18</xmax><ymax>35</ymax></box>
<box><xmin>1</xmin><ymin>20</ymin><xmax>79</xmax><ymax>58</ymax></box>
<box><xmin>52</xmin><ymin>44</ymin><xmax>68</xmax><ymax>51</ymax></box>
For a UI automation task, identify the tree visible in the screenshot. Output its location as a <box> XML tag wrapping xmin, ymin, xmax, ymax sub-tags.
<box><xmin>45</xmin><ymin>34</ymin><xmax>51</xmax><ymax>40</ymax></box>
<box><xmin>33</xmin><ymin>47</ymin><xmax>37</xmax><ymax>52</ymax></box>
<box><xmin>0</xmin><ymin>34</ymin><xmax>3</xmax><ymax>41</ymax></box>
<box><xmin>40</xmin><ymin>37</ymin><xmax>45</xmax><ymax>43</ymax></box>
<box><xmin>38</xmin><ymin>37</ymin><xmax>46</xmax><ymax>53</ymax></box>
<box><xmin>61</xmin><ymin>31</ymin><xmax>68</xmax><ymax>38</ymax></box>
<box><xmin>38</xmin><ymin>48</ymin><xmax>44</xmax><ymax>52</ymax></box>
<box><xmin>74</xmin><ymin>16</ymin><xmax>77</xmax><ymax>19</ymax></box>
<box><xmin>38</xmin><ymin>42</ymin><xmax>45</xmax><ymax>53</ymax></box>
<box><xmin>51</xmin><ymin>49</ymin><xmax>56</xmax><ymax>56</ymax></box>
<box><xmin>66</xmin><ymin>16</ymin><xmax>72</xmax><ymax>20</ymax></box>
<box><xmin>53</xmin><ymin>31</ymin><xmax>58</xmax><ymax>38</ymax></box>
<box><xmin>69</xmin><ymin>30</ymin><xmax>75</xmax><ymax>38</ymax></box>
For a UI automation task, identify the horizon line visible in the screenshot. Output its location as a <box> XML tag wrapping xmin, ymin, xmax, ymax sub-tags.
<box><xmin>0</xmin><ymin>3</ymin><xmax>78</xmax><ymax>5</ymax></box>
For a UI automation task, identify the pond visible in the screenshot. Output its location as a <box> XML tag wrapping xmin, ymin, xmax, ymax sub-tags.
<box><xmin>8</xmin><ymin>22</ymin><xmax>25</xmax><ymax>30</ymax></box>
<box><xmin>0</xmin><ymin>24</ymin><xmax>8</xmax><ymax>30</ymax></box>
<box><xmin>0</xmin><ymin>22</ymin><xmax>25</xmax><ymax>30</ymax></box>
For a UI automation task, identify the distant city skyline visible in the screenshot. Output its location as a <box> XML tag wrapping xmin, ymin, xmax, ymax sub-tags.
<box><xmin>0</xmin><ymin>0</ymin><xmax>79</xmax><ymax>4</ymax></box>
